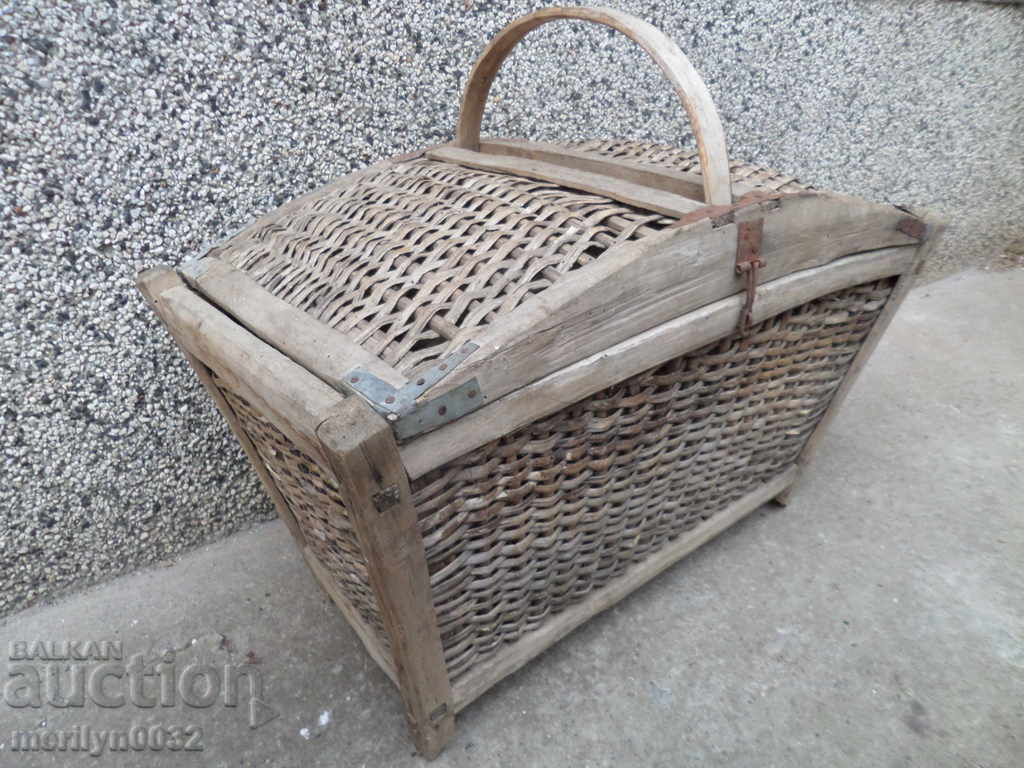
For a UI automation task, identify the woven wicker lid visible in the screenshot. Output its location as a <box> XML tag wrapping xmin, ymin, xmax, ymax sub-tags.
<box><xmin>206</xmin><ymin>140</ymin><xmax>806</xmax><ymax>379</ymax></box>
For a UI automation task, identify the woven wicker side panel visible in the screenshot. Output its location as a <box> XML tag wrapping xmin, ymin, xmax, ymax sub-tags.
<box><xmin>569</xmin><ymin>139</ymin><xmax>811</xmax><ymax>193</ymax></box>
<box><xmin>211</xmin><ymin>378</ymin><xmax>390</xmax><ymax>651</ymax></box>
<box><xmin>412</xmin><ymin>278</ymin><xmax>896</xmax><ymax>679</ymax></box>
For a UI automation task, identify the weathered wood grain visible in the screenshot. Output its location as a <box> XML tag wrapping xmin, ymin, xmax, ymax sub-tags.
<box><xmin>155</xmin><ymin>283</ymin><xmax>343</xmax><ymax>466</ymax></box>
<box><xmin>137</xmin><ymin>267</ymin><xmax>311</xmax><ymax>550</ymax></box>
<box><xmin>317</xmin><ymin>399</ymin><xmax>454</xmax><ymax>759</ymax></box>
<box><xmin>479</xmin><ymin>138</ymin><xmax>715</xmax><ymax>199</ymax></box>
<box><xmin>401</xmin><ymin>244</ymin><xmax>916</xmax><ymax>478</ymax></box>
<box><xmin>180</xmin><ymin>256</ymin><xmax>407</xmax><ymax>390</ymax></box>
<box><xmin>478</xmin><ymin>137</ymin><xmax>748</xmax><ymax>200</ymax></box>
<box><xmin>428</xmin><ymin>145</ymin><xmax>704</xmax><ymax>217</ymax></box>
<box><xmin>425</xmin><ymin>192</ymin><xmax>919</xmax><ymax>417</ymax></box>
<box><xmin>454</xmin><ymin>6</ymin><xmax>733</xmax><ymax>204</ymax></box>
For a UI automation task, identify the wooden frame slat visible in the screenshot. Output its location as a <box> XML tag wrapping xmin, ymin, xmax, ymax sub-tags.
<box><xmin>180</xmin><ymin>256</ymin><xmax>407</xmax><ymax>390</ymax></box>
<box><xmin>137</xmin><ymin>267</ymin><xmax>312</xmax><ymax>551</ymax></box>
<box><xmin>479</xmin><ymin>137</ymin><xmax>760</xmax><ymax>201</ymax></box>
<box><xmin>428</xmin><ymin>145</ymin><xmax>705</xmax><ymax>217</ymax></box>
<box><xmin>317</xmin><ymin>399</ymin><xmax>455</xmax><ymax>759</ymax></box>
<box><xmin>154</xmin><ymin>282</ymin><xmax>344</xmax><ymax>466</ymax></box>
<box><xmin>774</xmin><ymin>214</ymin><xmax>947</xmax><ymax>505</ymax></box>
<box><xmin>140</xmin><ymin>268</ymin><xmax>399</xmax><ymax>689</ymax></box>
<box><xmin>426</xmin><ymin>192</ymin><xmax>919</xmax><ymax>423</ymax></box>
<box><xmin>400</xmin><ymin>244</ymin><xmax>917</xmax><ymax>479</ymax></box>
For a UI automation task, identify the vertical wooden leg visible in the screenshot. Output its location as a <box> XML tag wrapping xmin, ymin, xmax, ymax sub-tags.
<box><xmin>137</xmin><ymin>267</ymin><xmax>309</xmax><ymax>549</ymax></box>
<box><xmin>142</xmin><ymin>267</ymin><xmax>453</xmax><ymax>755</ymax></box>
<box><xmin>317</xmin><ymin>399</ymin><xmax>455</xmax><ymax>759</ymax></box>
<box><xmin>774</xmin><ymin>215</ymin><xmax>947</xmax><ymax>505</ymax></box>
<box><xmin>771</xmin><ymin>484</ymin><xmax>795</xmax><ymax>507</ymax></box>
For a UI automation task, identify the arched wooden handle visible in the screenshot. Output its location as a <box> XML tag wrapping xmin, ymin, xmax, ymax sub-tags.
<box><xmin>455</xmin><ymin>6</ymin><xmax>733</xmax><ymax>205</ymax></box>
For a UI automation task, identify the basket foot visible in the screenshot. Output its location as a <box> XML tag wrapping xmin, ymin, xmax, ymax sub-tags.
<box><xmin>411</xmin><ymin>708</ymin><xmax>455</xmax><ymax>760</ymax></box>
<box><xmin>772</xmin><ymin>482</ymin><xmax>798</xmax><ymax>507</ymax></box>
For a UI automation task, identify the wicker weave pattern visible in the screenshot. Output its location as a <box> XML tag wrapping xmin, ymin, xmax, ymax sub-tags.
<box><xmin>213</xmin><ymin>157</ymin><xmax>668</xmax><ymax>377</ymax></box>
<box><xmin>411</xmin><ymin>279</ymin><xmax>894</xmax><ymax>679</ymax></box>
<box><xmin>207</xmin><ymin>141</ymin><xmax>809</xmax><ymax>381</ymax></box>
<box><xmin>212</xmin><ymin>379</ymin><xmax>391</xmax><ymax>650</ymax></box>
<box><xmin>571</xmin><ymin>139</ymin><xmax>810</xmax><ymax>193</ymax></box>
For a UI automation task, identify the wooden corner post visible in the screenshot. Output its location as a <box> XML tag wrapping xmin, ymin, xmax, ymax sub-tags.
<box><xmin>773</xmin><ymin>213</ymin><xmax>947</xmax><ymax>505</ymax></box>
<box><xmin>136</xmin><ymin>266</ymin><xmax>310</xmax><ymax>550</ymax></box>
<box><xmin>316</xmin><ymin>398</ymin><xmax>455</xmax><ymax>759</ymax></box>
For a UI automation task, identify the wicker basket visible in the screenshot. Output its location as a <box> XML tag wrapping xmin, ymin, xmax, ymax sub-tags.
<box><xmin>138</xmin><ymin>7</ymin><xmax>942</xmax><ymax>758</ymax></box>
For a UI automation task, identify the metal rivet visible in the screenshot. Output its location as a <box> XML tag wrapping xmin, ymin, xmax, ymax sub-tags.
<box><xmin>372</xmin><ymin>485</ymin><xmax>401</xmax><ymax>512</ymax></box>
<box><xmin>416</xmin><ymin>378</ymin><xmax>425</xmax><ymax>386</ymax></box>
<box><xmin>438</xmin><ymin>405</ymin><xmax>447</xmax><ymax>416</ymax></box>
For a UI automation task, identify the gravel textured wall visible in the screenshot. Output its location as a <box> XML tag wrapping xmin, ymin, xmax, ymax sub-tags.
<box><xmin>2</xmin><ymin>0</ymin><xmax>1022</xmax><ymax>617</ymax></box>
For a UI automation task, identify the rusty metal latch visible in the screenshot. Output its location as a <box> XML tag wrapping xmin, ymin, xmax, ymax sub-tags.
<box><xmin>735</xmin><ymin>219</ymin><xmax>765</xmax><ymax>335</ymax></box>
<box><xmin>896</xmin><ymin>216</ymin><xmax>926</xmax><ymax>240</ymax></box>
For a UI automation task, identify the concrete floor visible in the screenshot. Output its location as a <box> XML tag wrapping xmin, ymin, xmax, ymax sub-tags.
<box><xmin>2</xmin><ymin>269</ymin><xmax>1021</xmax><ymax>768</ymax></box>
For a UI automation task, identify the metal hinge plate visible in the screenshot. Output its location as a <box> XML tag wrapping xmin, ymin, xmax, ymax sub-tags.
<box><xmin>344</xmin><ymin>342</ymin><xmax>483</xmax><ymax>441</ymax></box>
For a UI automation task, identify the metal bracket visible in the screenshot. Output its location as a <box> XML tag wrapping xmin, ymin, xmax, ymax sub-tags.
<box><xmin>735</xmin><ymin>219</ymin><xmax>765</xmax><ymax>335</ymax></box>
<box><xmin>372</xmin><ymin>485</ymin><xmax>402</xmax><ymax>513</ymax></box>
<box><xmin>344</xmin><ymin>342</ymin><xmax>483</xmax><ymax>441</ymax></box>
